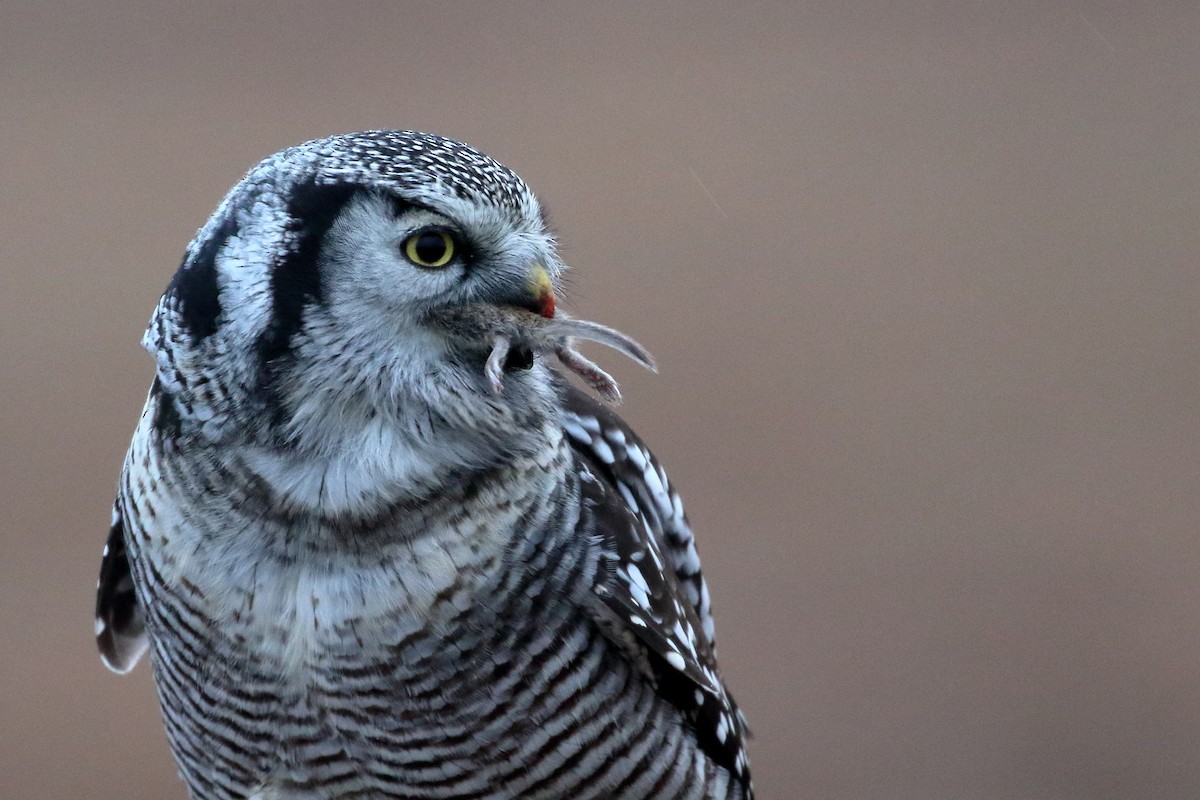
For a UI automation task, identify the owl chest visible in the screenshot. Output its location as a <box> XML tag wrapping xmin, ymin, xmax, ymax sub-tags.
<box><xmin>139</xmin><ymin>514</ymin><xmax>606</xmax><ymax>787</ymax></box>
<box><xmin>138</xmin><ymin>513</ymin><xmax>508</xmax><ymax>678</ymax></box>
<box><xmin>138</xmin><ymin>521</ymin><xmax>527</xmax><ymax>762</ymax></box>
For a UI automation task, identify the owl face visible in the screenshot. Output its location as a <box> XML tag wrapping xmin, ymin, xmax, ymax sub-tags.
<box><xmin>318</xmin><ymin>188</ymin><xmax>559</xmax><ymax>335</ymax></box>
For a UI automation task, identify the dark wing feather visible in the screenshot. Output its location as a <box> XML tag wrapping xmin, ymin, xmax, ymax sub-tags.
<box><xmin>565</xmin><ymin>386</ymin><xmax>752</xmax><ymax>793</ymax></box>
<box><xmin>564</xmin><ymin>386</ymin><xmax>720</xmax><ymax>650</ymax></box>
<box><xmin>96</xmin><ymin>500</ymin><xmax>147</xmax><ymax>673</ymax></box>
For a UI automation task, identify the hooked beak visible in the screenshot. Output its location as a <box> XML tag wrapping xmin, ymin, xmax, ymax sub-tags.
<box><xmin>524</xmin><ymin>263</ymin><xmax>556</xmax><ymax>319</ymax></box>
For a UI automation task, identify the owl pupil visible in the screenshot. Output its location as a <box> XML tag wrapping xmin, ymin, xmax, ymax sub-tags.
<box><xmin>414</xmin><ymin>233</ymin><xmax>447</xmax><ymax>263</ymax></box>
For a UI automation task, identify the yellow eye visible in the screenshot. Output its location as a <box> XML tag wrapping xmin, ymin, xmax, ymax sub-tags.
<box><xmin>403</xmin><ymin>229</ymin><xmax>456</xmax><ymax>268</ymax></box>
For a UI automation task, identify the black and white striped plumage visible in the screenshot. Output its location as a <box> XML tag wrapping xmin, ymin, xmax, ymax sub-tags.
<box><xmin>95</xmin><ymin>131</ymin><xmax>751</xmax><ymax>799</ymax></box>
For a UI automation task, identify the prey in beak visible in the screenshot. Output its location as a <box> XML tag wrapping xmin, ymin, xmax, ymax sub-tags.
<box><xmin>429</xmin><ymin>264</ymin><xmax>656</xmax><ymax>402</ymax></box>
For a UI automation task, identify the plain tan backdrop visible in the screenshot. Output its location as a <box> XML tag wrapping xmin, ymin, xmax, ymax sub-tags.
<box><xmin>3</xmin><ymin>2</ymin><xmax>1199</xmax><ymax>798</ymax></box>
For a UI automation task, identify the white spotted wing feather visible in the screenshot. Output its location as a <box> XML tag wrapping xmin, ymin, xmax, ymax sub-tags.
<box><xmin>565</xmin><ymin>385</ymin><xmax>752</xmax><ymax>793</ymax></box>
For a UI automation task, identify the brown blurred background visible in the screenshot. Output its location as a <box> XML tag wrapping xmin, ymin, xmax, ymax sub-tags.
<box><xmin>3</xmin><ymin>2</ymin><xmax>1199</xmax><ymax>798</ymax></box>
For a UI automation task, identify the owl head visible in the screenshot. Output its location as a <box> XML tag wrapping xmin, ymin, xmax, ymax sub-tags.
<box><xmin>147</xmin><ymin>131</ymin><xmax>571</xmax><ymax>449</ymax></box>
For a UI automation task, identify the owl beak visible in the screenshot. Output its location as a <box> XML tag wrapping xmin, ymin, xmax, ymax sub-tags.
<box><xmin>526</xmin><ymin>263</ymin><xmax>556</xmax><ymax>319</ymax></box>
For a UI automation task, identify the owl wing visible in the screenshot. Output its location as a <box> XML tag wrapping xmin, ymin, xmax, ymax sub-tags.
<box><xmin>95</xmin><ymin>495</ymin><xmax>148</xmax><ymax>674</ymax></box>
<box><xmin>564</xmin><ymin>386</ymin><xmax>752</xmax><ymax>792</ymax></box>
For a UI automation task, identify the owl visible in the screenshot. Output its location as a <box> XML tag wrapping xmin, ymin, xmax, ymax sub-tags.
<box><xmin>95</xmin><ymin>131</ymin><xmax>752</xmax><ymax>799</ymax></box>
